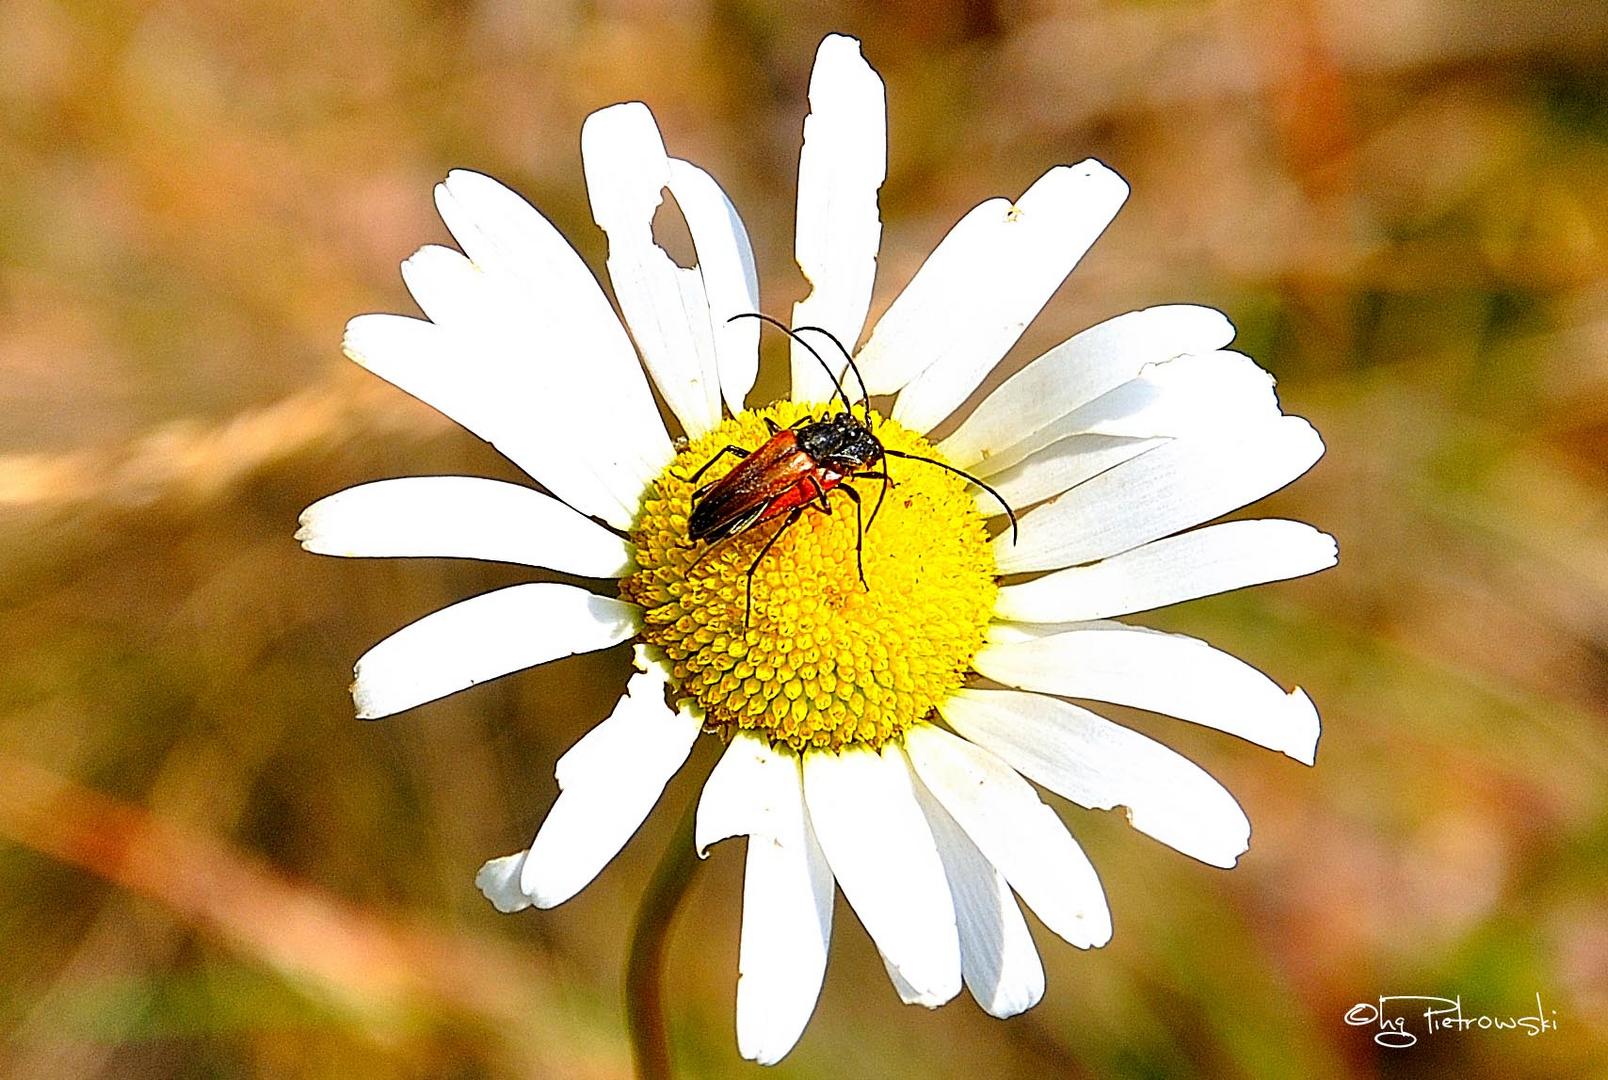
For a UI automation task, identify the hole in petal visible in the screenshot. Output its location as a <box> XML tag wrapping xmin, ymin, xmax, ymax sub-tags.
<box><xmin>652</xmin><ymin>191</ymin><xmax>697</xmax><ymax>270</ymax></box>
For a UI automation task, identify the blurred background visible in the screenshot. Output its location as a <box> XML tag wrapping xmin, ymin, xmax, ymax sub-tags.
<box><xmin>2</xmin><ymin>1</ymin><xmax>1606</xmax><ymax>1076</ymax></box>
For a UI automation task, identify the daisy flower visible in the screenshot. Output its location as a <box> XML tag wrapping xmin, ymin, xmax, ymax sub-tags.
<box><xmin>299</xmin><ymin>34</ymin><xmax>1334</xmax><ymax>1066</ymax></box>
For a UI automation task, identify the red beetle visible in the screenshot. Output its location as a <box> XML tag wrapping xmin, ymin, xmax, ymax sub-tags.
<box><xmin>684</xmin><ymin>315</ymin><xmax>1016</xmax><ymax>623</ymax></box>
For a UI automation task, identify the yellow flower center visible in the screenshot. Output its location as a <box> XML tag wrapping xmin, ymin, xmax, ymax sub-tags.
<box><xmin>622</xmin><ymin>402</ymin><xmax>998</xmax><ymax>752</ymax></box>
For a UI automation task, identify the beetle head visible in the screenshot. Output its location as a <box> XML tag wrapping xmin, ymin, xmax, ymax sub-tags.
<box><xmin>799</xmin><ymin>411</ymin><xmax>883</xmax><ymax>472</ymax></box>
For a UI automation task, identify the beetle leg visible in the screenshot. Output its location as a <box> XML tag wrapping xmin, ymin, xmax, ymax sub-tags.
<box><xmin>856</xmin><ymin>469</ymin><xmax>892</xmax><ymax>534</ymax></box>
<box><xmin>835</xmin><ymin>483</ymin><xmax>869</xmax><ymax>589</ymax></box>
<box><xmin>805</xmin><ymin>475</ymin><xmax>831</xmax><ymax>514</ymax></box>
<box><xmin>745</xmin><ymin>507</ymin><xmax>803</xmax><ymax>626</ymax></box>
<box><xmin>681</xmin><ymin>444</ymin><xmax>750</xmax><ymax>488</ymax></box>
<box><xmin>684</xmin><ymin>535</ymin><xmax>724</xmax><ymax>573</ymax></box>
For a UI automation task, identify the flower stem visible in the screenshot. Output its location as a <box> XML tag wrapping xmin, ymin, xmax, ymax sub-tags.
<box><xmin>625</xmin><ymin>789</ymin><xmax>701</xmax><ymax>1079</ymax></box>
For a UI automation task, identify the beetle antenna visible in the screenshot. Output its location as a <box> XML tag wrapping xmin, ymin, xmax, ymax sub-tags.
<box><xmin>882</xmin><ymin>448</ymin><xmax>1019</xmax><ymax>544</ymax></box>
<box><xmin>728</xmin><ymin>313</ymin><xmax>854</xmax><ymax>417</ymax></box>
<box><xmin>793</xmin><ymin>324</ymin><xmax>872</xmax><ymax>427</ymax></box>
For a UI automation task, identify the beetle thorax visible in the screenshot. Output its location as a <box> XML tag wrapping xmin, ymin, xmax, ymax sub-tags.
<box><xmin>797</xmin><ymin>412</ymin><xmax>882</xmax><ymax>473</ymax></box>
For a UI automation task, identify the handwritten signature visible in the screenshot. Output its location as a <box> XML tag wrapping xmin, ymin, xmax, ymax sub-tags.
<box><xmin>1344</xmin><ymin>993</ymin><xmax>1559</xmax><ymax>1048</ymax></box>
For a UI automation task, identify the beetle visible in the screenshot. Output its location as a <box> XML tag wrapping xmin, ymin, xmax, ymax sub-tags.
<box><xmin>683</xmin><ymin>313</ymin><xmax>1017</xmax><ymax>624</ymax></box>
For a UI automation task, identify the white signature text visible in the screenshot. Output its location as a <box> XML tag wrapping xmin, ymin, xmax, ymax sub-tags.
<box><xmin>1344</xmin><ymin>993</ymin><xmax>1559</xmax><ymax>1048</ymax></box>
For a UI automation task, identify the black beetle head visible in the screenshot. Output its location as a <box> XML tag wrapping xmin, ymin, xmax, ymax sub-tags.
<box><xmin>798</xmin><ymin>411</ymin><xmax>883</xmax><ymax>473</ymax></box>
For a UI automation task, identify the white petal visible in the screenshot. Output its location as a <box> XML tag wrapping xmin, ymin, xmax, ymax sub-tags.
<box><xmin>973</xmin><ymin>623</ymin><xmax>1321</xmax><ymax>764</ymax></box>
<box><xmin>1059</xmin><ymin>351</ymin><xmax>1278</xmax><ymax>440</ymax></box>
<box><xmin>790</xmin><ymin>34</ymin><xmax>886</xmax><ymax>404</ymax></box>
<box><xmin>877</xmin><ymin>953</ymin><xmax>927</xmax><ymax>1006</ymax></box>
<box><xmin>974</xmin><ymin>433</ymin><xmax>1166</xmax><ymax>512</ymax></box>
<box><xmin>996</xmin><ymin>520</ymin><xmax>1338</xmax><ymax>623</ymax></box>
<box><xmin>297</xmin><ymin>477</ymin><xmax>633</xmax><ymax>578</ymax></box>
<box><xmin>399</xmin><ymin>242</ymin><xmax>489</xmax><ymax>328</ymax></box>
<box><xmin>696</xmin><ymin>732</ymin><xmax>790</xmax><ymax>855</ymax></box>
<box><xmin>910</xmin><ymin>775</ymin><xmax>1045</xmax><ymax>1018</ymax></box>
<box><xmin>519</xmin><ymin>655</ymin><xmax>702</xmax><ymax>907</ymax></box>
<box><xmin>802</xmin><ymin>745</ymin><xmax>960</xmax><ymax>1007</ymax></box>
<box><xmin>941</xmin><ymin>689</ymin><xmax>1252</xmax><ymax>867</ymax></box>
<box><xmin>475</xmin><ymin>851</ymin><xmax>532</xmax><ymax>913</ymax></box>
<box><xmin>983</xmin><ymin>622</ymin><xmax>1063</xmax><ymax>645</ymax></box>
<box><xmin>971</xmin><ymin>352</ymin><xmax>1283</xmax><ymax>515</ymax></box>
<box><xmin>430</xmin><ymin>171</ymin><xmax>674</xmax><ymax>514</ymax></box>
<box><xmin>940</xmin><ymin>305</ymin><xmax>1236</xmax><ymax>469</ymax></box>
<box><xmin>666</xmin><ymin>158</ymin><xmax>761</xmax><ymax>415</ymax></box>
<box><xmin>738</xmin><ymin>826</ymin><xmax>833</xmax><ymax>1065</ymax></box>
<box><xmin>904</xmin><ymin>725</ymin><xmax>1111</xmax><ymax>949</ymax></box>
<box><xmin>967</xmin><ymin>345</ymin><xmax>1284</xmax><ymax>489</ymax></box>
<box><xmin>698</xmin><ymin>736</ymin><xmax>832</xmax><ymax>1066</ymax></box>
<box><xmin>351</xmin><ymin>583</ymin><xmax>639</xmax><ymax>719</ymax></box>
<box><xmin>583</xmin><ymin>103</ymin><xmax>723</xmax><ymax>438</ymax></box>
<box><xmin>855</xmin><ymin>163</ymin><xmax>1128</xmax><ymax>417</ymax></box>
<box><xmin>343</xmin><ymin>313</ymin><xmax>636</xmax><ymax>528</ymax></box>
<box><xmin>995</xmin><ymin>415</ymin><xmax>1326</xmax><ymax>574</ymax></box>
